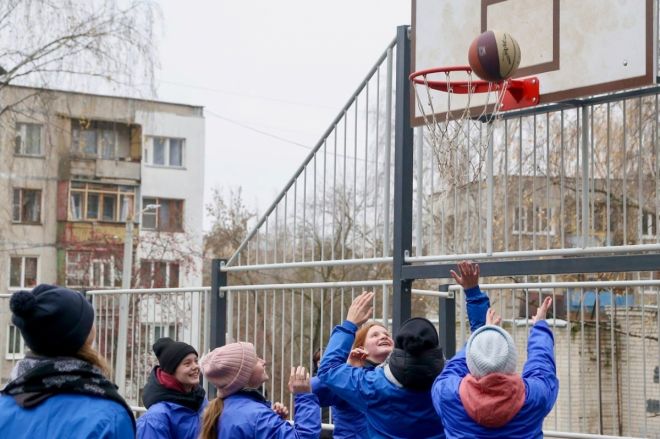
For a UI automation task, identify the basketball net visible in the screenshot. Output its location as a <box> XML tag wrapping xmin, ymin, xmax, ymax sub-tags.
<box><xmin>411</xmin><ymin>70</ymin><xmax>507</xmax><ymax>188</ymax></box>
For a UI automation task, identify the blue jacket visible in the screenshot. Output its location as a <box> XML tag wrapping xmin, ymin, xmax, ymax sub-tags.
<box><xmin>137</xmin><ymin>399</ymin><xmax>207</xmax><ymax>439</ymax></box>
<box><xmin>317</xmin><ymin>286</ymin><xmax>489</xmax><ymax>439</ymax></box>
<box><xmin>312</xmin><ymin>376</ymin><xmax>368</xmax><ymax>439</ymax></box>
<box><xmin>217</xmin><ymin>389</ymin><xmax>321</xmax><ymax>438</ymax></box>
<box><xmin>432</xmin><ymin>321</ymin><xmax>559</xmax><ymax>439</ymax></box>
<box><xmin>0</xmin><ymin>393</ymin><xmax>134</xmax><ymax>438</ymax></box>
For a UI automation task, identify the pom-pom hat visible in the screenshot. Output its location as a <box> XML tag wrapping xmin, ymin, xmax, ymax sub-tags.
<box><xmin>10</xmin><ymin>284</ymin><xmax>94</xmax><ymax>356</ymax></box>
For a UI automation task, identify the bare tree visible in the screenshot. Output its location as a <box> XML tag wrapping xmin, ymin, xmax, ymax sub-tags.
<box><xmin>0</xmin><ymin>0</ymin><xmax>159</xmax><ymax>118</ymax></box>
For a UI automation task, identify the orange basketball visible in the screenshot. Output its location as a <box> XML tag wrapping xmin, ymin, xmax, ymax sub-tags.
<box><xmin>468</xmin><ymin>30</ymin><xmax>521</xmax><ymax>82</ymax></box>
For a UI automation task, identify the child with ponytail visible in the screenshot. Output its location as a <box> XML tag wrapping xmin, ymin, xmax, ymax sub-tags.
<box><xmin>199</xmin><ymin>342</ymin><xmax>321</xmax><ymax>439</ymax></box>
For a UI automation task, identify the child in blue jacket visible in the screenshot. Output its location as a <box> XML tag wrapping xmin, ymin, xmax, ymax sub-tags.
<box><xmin>0</xmin><ymin>285</ymin><xmax>134</xmax><ymax>438</ymax></box>
<box><xmin>137</xmin><ymin>338</ymin><xmax>207</xmax><ymax>439</ymax></box>
<box><xmin>312</xmin><ymin>321</ymin><xmax>394</xmax><ymax>438</ymax></box>
<box><xmin>432</xmin><ymin>296</ymin><xmax>558</xmax><ymax>438</ymax></box>
<box><xmin>318</xmin><ymin>261</ymin><xmax>489</xmax><ymax>439</ymax></box>
<box><xmin>199</xmin><ymin>341</ymin><xmax>321</xmax><ymax>439</ymax></box>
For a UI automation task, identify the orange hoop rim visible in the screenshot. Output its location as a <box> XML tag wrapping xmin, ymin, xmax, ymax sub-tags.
<box><xmin>409</xmin><ymin>65</ymin><xmax>518</xmax><ymax>93</ymax></box>
<box><xmin>410</xmin><ymin>65</ymin><xmax>540</xmax><ymax>110</ymax></box>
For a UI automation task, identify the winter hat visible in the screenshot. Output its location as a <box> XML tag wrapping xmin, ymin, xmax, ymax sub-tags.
<box><xmin>466</xmin><ymin>324</ymin><xmax>518</xmax><ymax>378</ymax></box>
<box><xmin>394</xmin><ymin>317</ymin><xmax>440</xmax><ymax>354</ymax></box>
<box><xmin>153</xmin><ymin>337</ymin><xmax>198</xmax><ymax>374</ymax></box>
<box><xmin>10</xmin><ymin>284</ymin><xmax>95</xmax><ymax>356</ymax></box>
<box><xmin>387</xmin><ymin>318</ymin><xmax>444</xmax><ymax>391</ymax></box>
<box><xmin>200</xmin><ymin>342</ymin><xmax>257</xmax><ymax>398</ymax></box>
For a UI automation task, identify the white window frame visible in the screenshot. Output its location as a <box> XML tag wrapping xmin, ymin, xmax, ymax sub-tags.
<box><xmin>141</xmin><ymin>197</ymin><xmax>184</xmax><ymax>232</ymax></box>
<box><xmin>139</xmin><ymin>260</ymin><xmax>180</xmax><ymax>288</ymax></box>
<box><xmin>9</xmin><ymin>256</ymin><xmax>39</xmax><ymax>290</ymax></box>
<box><xmin>512</xmin><ymin>206</ymin><xmax>555</xmax><ymax>235</ymax></box>
<box><xmin>15</xmin><ymin>122</ymin><xmax>44</xmax><ymax>156</ymax></box>
<box><xmin>6</xmin><ymin>324</ymin><xmax>25</xmax><ymax>360</ymax></box>
<box><xmin>642</xmin><ymin>211</ymin><xmax>657</xmax><ymax>239</ymax></box>
<box><xmin>144</xmin><ymin>136</ymin><xmax>186</xmax><ymax>168</ymax></box>
<box><xmin>65</xmin><ymin>251</ymin><xmax>121</xmax><ymax>289</ymax></box>
<box><xmin>68</xmin><ymin>182</ymin><xmax>135</xmax><ymax>223</ymax></box>
<box><xmin>151</xmin><ymin>323</ymin><xmax>177</xmax><ymax>345</ymax></box>
<box><xmin>12</xmin><ymin>188</ymin><xmax>42</xmax><ymax>224</ymax></box>
<box><xmin>72</xmin><ymin>120</ymin><xmax>131</xmax><ymax>160</ymax></box>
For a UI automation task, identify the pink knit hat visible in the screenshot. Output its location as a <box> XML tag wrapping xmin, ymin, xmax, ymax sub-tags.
<box><xmin>200</xmin><ymin>342</ymin><xmax>258</xmax><ymax>398</ymax></box>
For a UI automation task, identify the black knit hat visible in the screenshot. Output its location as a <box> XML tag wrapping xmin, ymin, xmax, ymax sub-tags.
<box><xmin>388</xmin><ymin>317</ymin><xmax>444</xmax><ymax>391</ymax></box>
<box><xmin>153</xmin><ymin>337</ymin><xmax>198</xmax><ymax>374</ymax></box>
<box><xmin>394</xmin><ymin>317</ymin><xmax>440</xmax><ymax>354</ymax></box>
<box><xmin>10</xmin><ymin>284</ymin><xmax>95</xmax><ymax>356</ymax></box>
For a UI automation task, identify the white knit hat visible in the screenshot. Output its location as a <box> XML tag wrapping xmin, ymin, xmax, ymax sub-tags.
<box><xmin>466</xmin><ymin>325</ymin><xmax>517</xmax><ymax>378</ymax></box>
<box><xmin>200</xmin><ymin>342</ymin><xmax>257</xmax><ymax>398</ymax></box>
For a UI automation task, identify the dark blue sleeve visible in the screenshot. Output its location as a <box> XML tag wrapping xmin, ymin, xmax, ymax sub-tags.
<box><xmin>464</xmin><ymin>285</ymin><xmax>490</xmax><ymax>332</ymax></box>
<box><xmin>311</xmin><ymin>376</ymin><xmax>337</xmax><ymax>407</ymax></box>
<box><xmin>317</xmin><ymin>321</ymin><xmax>373</xmax><ymax>412</ymax></box>
<box><xmin>521</xmin><ymin>321</ymin><xmax>559</xmax><ymax>415</ymax></box>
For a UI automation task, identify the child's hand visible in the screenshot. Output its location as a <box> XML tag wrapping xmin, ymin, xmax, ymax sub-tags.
<box><xmin>288</xmin><ymin>366</ymin><xmax>311</xmax><ymax>394</ymax></box>
<box><xmin>348</xmin><ymin>347</ymin><xmax>368</xmax><ymax>367</ymax></box>
<box><xmin>272</xmin><ymin>402</ymin><xmax>289</xmax><ymax>419</ymax></box>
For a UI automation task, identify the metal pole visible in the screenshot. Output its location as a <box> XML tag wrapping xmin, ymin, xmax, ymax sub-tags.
<box><xmin>209</xmin><ymin>258</ymin><xmax>227</xmax><ymax>398</ymax></box>
<box><xmin>392</xmin><ymin>25</ymin><xmax>414</xmax><ymax>334</ymax></box>
<box><xmin>486</xmin><ymin>121</ymin><xmax>494</xmax><ymax>255</ymax></box>
<box><xmin>115</xmin><ymin>197</ymin><xmax>132</xmax><ymax>394</ymax></box>
<box><xmin>383</xmin><ymin>46</ymin><xmax>394</xmax><ymax>257</ymax></box>
<box><xmin>581</xmin><ymin>105</ymin><xmax>590</xmax><ymax>247</ymax></box>
<box><xmin>438</xmin><ymin>284</ymin><xmax>456</xmax><ymax>358</ymax></box>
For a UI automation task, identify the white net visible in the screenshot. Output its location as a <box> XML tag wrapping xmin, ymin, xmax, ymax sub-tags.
<box><xmin>411</xmin><ymin>68</ymin><xmax>508</xmax><ymax>186</ymax></box>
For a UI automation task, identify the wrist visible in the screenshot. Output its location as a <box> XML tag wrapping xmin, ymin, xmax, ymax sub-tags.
<box><xmin>342</xmin><ymin>320</ymin><xmax>359</xmax><ymax>332</ymax></box>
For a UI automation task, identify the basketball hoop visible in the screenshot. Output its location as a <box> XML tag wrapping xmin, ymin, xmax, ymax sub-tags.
<box><xmin>409</xmin><ymin>66</ymin><xmax>539</xmax><ymax>185</ymax></box>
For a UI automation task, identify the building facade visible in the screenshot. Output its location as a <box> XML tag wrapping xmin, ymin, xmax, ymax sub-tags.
<box><xmin>0</xmin><ymin>85</ymin><xmax>205</xmax><ymax>377</ymax></box>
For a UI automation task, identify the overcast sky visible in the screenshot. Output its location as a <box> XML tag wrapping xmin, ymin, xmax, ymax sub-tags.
<box><xmin>153</xmin><ymin>0</ymin><xmax>410</xmax><ymax>230</ymax></box>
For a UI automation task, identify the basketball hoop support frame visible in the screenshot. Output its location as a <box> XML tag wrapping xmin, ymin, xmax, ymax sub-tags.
<box><xmin>410</xmin><ymin>66</ymin><xmax>540</xmax><ymax>111</ymax></box>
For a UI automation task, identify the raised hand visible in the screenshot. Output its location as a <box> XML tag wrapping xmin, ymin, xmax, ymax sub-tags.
<box><xmin>348</xmin><ymin>347</ymin><xmax>368</xmax><ymax>367</ymax></box>
<box><xmin>288</xmin><ymin>366</ymin><xmax>311</xmax><ymax>394</ymax></box>
<box><xmin>346</xmin><ymin>291</ymin><xmax>374</xmax><ymax>326</ymax></box>
<box><xmin>486</xmin><ymin>308</ymin><xmax>502</xmax><ymax>326</ymax></box>
<box><xmin>532</xmin><ymin>296</ymin><xmax>553</xmax><ymax>325</ymax></box>
<box><xmin>450</xmin><ymin>261</ymin><xmax>480</xmax><ymax>290</ymax></box>
<box><xmin>272</xmin><ymin>402</ymin><xmax>289</xmax><ymax>419</ymax></box>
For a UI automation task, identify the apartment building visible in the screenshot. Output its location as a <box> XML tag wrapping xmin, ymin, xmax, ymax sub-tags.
<box><xmin>0</xmin><ymin>85</ymin><xmax>205</xmax><ymax>376</ymax></box>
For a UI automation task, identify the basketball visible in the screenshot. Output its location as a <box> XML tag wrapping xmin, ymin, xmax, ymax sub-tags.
<box><xmin>468</xmin><ymin>30</ymin><xmax>521</xmax><ymax>82</ymax></box>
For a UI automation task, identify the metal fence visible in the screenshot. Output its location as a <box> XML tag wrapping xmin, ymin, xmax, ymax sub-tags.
<box><xmin>88</xmin><ymin>287</ymin><xmax>211</xmax><ymax>407</ymax></box>
<box><xmin>220</xmin><ymin>278</ymin><xmax>660</xmax><ymax>439</ymax></box>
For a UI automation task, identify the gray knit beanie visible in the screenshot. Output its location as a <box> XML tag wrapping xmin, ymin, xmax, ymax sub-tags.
<box><xmin>466</xmin><ymin>324</ymin><xmax>517</xmax><ymax>378</ymax></box>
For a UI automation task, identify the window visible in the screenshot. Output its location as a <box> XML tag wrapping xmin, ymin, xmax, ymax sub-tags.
<box><xmin>151</xmin><ymin>323</ymin><xmax>177</xmax><ymax>345</ymax></box>
<box><xmin>642</xmin><ymin>211</ymin><xmax>657</xmax><ymax>238</ymax></box>
<box><xmin>66</xmin><ymin>251</ymin><xmax>122</xmax><ymax>288</ymax></box>
<box><xmin>145</xmin><ymin>137</ymin><xmax>185</xmax><ymax>167</ymax></box>
<box><xmin>6</xmin><ymin>325</ymin><xmax>25</xmax><ymax>360</ymax></box>
<box><xmin>513</xmin><ymin>207</ymin><xmax>554</xmax><ymax>234</ymax></box>
<box><xmin>15</xmin><ymin>123</ymin><xmax>43</xmax><ymax>156</ymax></box>
<box><xmin>12</xmin><ymin>188</ymin><xmax>41</xmax><ymax>224</ymax></box>
<box><xmin>139</xmin><ymin>260</ymin><xmax>180</xmax><ymax>288</ymax></box>
<box><xmin>72</xmin><ymin>120</ymin><xmax>130</xmax><ymax>159</ymax></box>
<box><xmin>9</xmin><ymin>256</ymin><xmax>38</xmax><ymax>289</ymax></box>
<box><xmin>69</xmin><ymin>182</ymin><xmax>135</xmax><ymax>222</ymax></box>
<box><xmin>141</xmin><ymin>198</ymin><xmax>184</xmax><ymax>232</ymax></box>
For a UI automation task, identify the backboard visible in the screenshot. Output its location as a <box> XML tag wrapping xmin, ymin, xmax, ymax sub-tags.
<box><xmin>411</xmin><ymin>0</ymin><xmax>657</xmax><ymax>124</ymax></box>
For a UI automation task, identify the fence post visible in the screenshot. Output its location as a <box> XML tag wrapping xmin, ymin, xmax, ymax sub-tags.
<box><xmin>209</xmin><ymin>258</ymin><xmax>227</xmax><ymax>398</ymax></box>
<box><xmin>438</xmin><ymin>284</ymin><xmax>456</xmax><ymax>359</ymax></box>
<box><xmin>210</xmin><ymin>258</ymin><xmax>227</xmax><ymax>349</ymax></box>
<box><xmin>392</xmin><ymin>24</ymin><xmax>414</xmax><ymax>335</ymax></box>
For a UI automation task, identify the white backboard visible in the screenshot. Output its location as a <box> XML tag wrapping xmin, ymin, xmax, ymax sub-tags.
<box><xmin>412</xmin><ymin>0</ymin><xmax>656</xmax><ymax>123</ymax></box>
